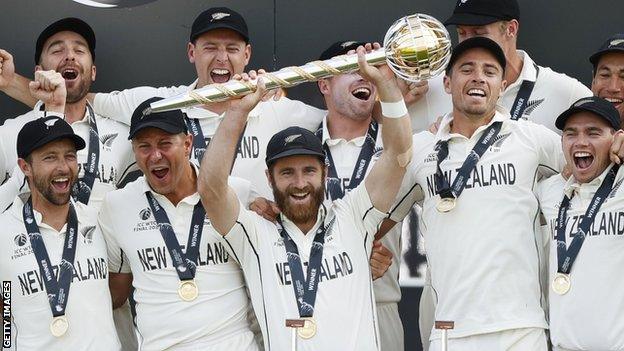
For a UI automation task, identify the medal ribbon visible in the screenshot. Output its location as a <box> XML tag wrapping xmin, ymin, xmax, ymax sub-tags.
<box><xmin>277</xmin><ymin>216</ymin><xmax>334</xmax><ymax>317</ymax></box>
<box><xmin>184</xmin><ymin>115</ymin><xmax>247</xmax><ymax>173</ymax></box>
<box><xmin>434</xmin><ymin>121</ymin><xmax>503</xmax><ymax>200</ymax></box>
<box><xmin>145</xmin><ymin>192</ymin><xmax>205</xmax><ymax>281</ymax></box>
<box><xmin>509</xmin><ymin>64</ymin><xmax>540</xmax><ymax>121</ymax></box>
<box><xmin>72</xmin><ymin>104</ymin><xmax>99</xmax><ymax>204</ymax></box>
<box><xmin>315</xmin><ymin>121</ymin><xmax>378</xmax><ymax>200</ymax></box>
<box><xmin>555</xmin><ymin>164</ymin><xmax>619</xmax><ymax>274</ymax></box>
<box><xmin>23</xmin><ymin>197</ymin><xmax>78</xmax><ymax>317</ymax></box>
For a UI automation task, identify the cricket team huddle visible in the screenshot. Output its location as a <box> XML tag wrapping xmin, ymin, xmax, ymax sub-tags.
<box><xmin>1</xmin><ymin>0</ymin><xmax>623</xmax><ymax>350</ymax></box>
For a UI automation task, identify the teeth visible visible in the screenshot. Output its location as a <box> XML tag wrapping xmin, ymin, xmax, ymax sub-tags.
<box><xmin>574</xmin><ymin>152</ymin><xmax>592</xmax><ymax>158</ymax></box>
<box><xmin>605</xmin><ymin>98</ymin><xmax>623</xmax><ymax>104</ymax></box>
<box><xmin>153</xmin><ymin>167</ymin><xmax>166</xmax><ymax>171</ymax></box>
<box><xmin>292</xmin><ymin>192</ymin><xmax>308</xmax><ymax>197</ymax></box>
<box><xmin>468</xmin><ymin>89</ymin><xmax>486</xmax><ymax>96</ymax></box>
<box><xmin>52</xmin><ymin>177</ymin><xmax>68</xmax><ymax>183</ymax></box>
<box><xmin>211</xmin><ymin>69</ymin><xmax>230</xmax><ymax>75</ymax></box>
<box><xmin>352</xmin><ymin>88</ymin><xmax>370</xmax><ymax>94</ymax></box>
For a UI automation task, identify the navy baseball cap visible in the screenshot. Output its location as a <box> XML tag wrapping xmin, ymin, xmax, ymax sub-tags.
<box><xmin>17</xmin><ymin>116</ymin><xmax>86</xmax><ymax>159</ymax></box>
<box><xmin>129</xmin><ymin>97</ymin><xmax>188</xmax><ymax>139</ymax></box>
<box><xmin>446</xmin><ymin>37</ymin><xmax>506</xmax><ymax>75</ymax></box>
<box><xmin>589</xmin><ymin>33</ymin><xmax>624</xmax><ymax>67</ymax></box>
<box><xmin>319</xmin><ymin>40</ymin><xmax>365</xmax><ymax>60</ymax></box>
<box><xmin>190</xmin><ymin>7</ymin><xmax>249</xmax><ymax>43</ymax></box>
<box><xmin>265</xmin><ymin>127</ymin><xmax>325</xmax><ymax>166</ymax></box>
<box><xmin>556</xmin><ymin>96</ymin><xmax>621</xmax><ymax>131</ymax></box>
<box><xmin>35</xmin><ymin>18</ymin><xmax>96</xmax><ymax>64</ymax></box>
<box><xmin>445</xmin><ymin>0</ymin><xmax>520</xmax><ymax>26</ymax></box>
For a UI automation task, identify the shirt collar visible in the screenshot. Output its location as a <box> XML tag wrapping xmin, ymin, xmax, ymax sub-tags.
<box><xmin>564</xmin><ymin>163</ymin><xmax>619</xmax><ymax>197</ymax></box>
<box><xmin>183</xmin><ymin>78</ymin><xmax>261</xmax><ymax>119</ymax></box>
<box><xmin>34</xmin><ymin>100</ymin><xmax>96</xmax><ymax>123</ymax></box>
<box><xmin>320</xmin><ymin>115</ymin><xmax>374</xmax><ymax>147</ymax></box>
<box><xmin>436</xmin><ymin>105</ymin><xmax>510</xmax><ymax>142</ymax></box>
<box><xmin>140</xmin><ymin>162</ymin><xmax>202</xmax><ymax>206</ymax></box>
<box><xmin>11</xmin><ymin>193</ymin><xmax>86</xmax><ymax>231</ymax></box>
<box><xmin>279</xmin><ymin>203</ymin><xmax>327</xmax><ymax>237</ymax></box>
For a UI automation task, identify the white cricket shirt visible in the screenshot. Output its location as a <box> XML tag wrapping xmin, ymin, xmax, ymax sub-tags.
<box><xmin>318</xmin><ymin>117</ymin><xmax>401</xmax><ymax>304</ymax></box>
<box><xmin>93</xmin><ymin>81</ymin><xmax>325</xmax><ymax>199</ymax></box>
<box><xmin>223</xmin><ymin>184</ymin><xmax>385</xmax><ymax>351</ymax></box>
<box><xmin>98</xmin><ymin>167</ymin><xmax>258</xmax><ymax>351</ymax></box>
<box><xmin>408</xmin><ymin>51</ymin><xmax>592</xmax><ymax>134</ymax></box>
<box><xmin>0</xmin><ymin>102</ymin><xmax>136</xmax><ymax>210</ymax></box>
<box><xmin>537</xmin><ymin>165</ymin><xmax>624</xmax><ymax>350</ymax></box>
<box><xmin>0</xmin><ymin>195</ymin><xmax>120</xmax><ymax>351</ymax></box>
<box><xmin>389</xmin><ymin>108</ymin><xmax>565</xmax><ymax>339</ymax></box>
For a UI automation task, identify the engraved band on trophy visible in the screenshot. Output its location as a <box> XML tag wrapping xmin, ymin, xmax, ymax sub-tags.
<box><xmin>144</xmin><ymin>13</ymin><xmax>451</xmax><ymax>114</ymax></box>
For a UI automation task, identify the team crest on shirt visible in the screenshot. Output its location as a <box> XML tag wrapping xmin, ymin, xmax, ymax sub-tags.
<box><xmin>489</xmin><ymin>132</ymin><xmax>511</xmax><ymax>152</ymax></box>
<box><xmin>81</xmin><ymin>226</ymin><xmax>96</xmax><ymax>244</ymax></box>
<box><xmin>522</xmin><ymin>98</ymin><xmax>545</xmax><ymax>117</ymax></box>
<box><xmin>13</xmin><ymin>233</ymin><xmax>28</xmax><ymax>247</ymax></box>
<box><xmin>11</xmin><ymin>232</ymin><xmax>33</xmax><ymax>259</ymax></box>
<box><xmin>139</xmin><ymin>208</ymin><xmax>152</xmax><ymax>220</ymax></box>
<box><xmin>608</xmin><ymin>178</ymin><xmax>623</xmax><ymax>199</ymax></box>
<box><xmin>99</xmin><ymin>133</ymin><xmax>119</xmax><ymax>150</ymax></box>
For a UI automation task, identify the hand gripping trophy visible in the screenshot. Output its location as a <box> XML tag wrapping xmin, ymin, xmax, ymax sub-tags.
<box><xmin>146</xmin><ymin>13</ymin><xmax>452</xmax><ymax>351</ymax></box>
<box><xmin>144</xmin><ymin>13</ymin><xmax>451</xmax><ymax>114</ymax></box>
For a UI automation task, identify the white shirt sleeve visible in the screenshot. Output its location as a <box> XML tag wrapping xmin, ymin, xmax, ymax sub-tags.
<box><xmin>567</xmin><ymin>79</ymin><xmax>593</xmax><ymax>106</ymax></box>
<box><xmin>98</xmin><ymin>195</ymin><xmax>131</xmax><ymax>273</ymax></box>
<box><xmin>341</xmin><ymin>182</ymin><xmax>388</xmax><ymax>237</ymax></box>
<box><xmin>222</xmin><ymin>204</ymin><xmax>262</xmax><ymax>266</ymax></box>
<box><xmin>530</xmin><ymin>123</ymin><xmax>566</xmax><ymax>175</ymax></box>
<box><xmin>268</xmin><ymin>97</ymin><xmax>326</xmax><ymax>132</ymax></box>
<box><xmin>228</xmin><ymin>175</ymin><xmax>258</xmax><ymax>209</ymax></box>
<box><xmin>93</xmin><ymin>85</ymin><xmax>188</xmax><ymax>125</ymax></box>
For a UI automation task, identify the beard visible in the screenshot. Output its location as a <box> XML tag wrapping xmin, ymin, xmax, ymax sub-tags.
<box><xmin>272</xmin><ymin>181</ymin><xmax>325</xmax><ymax>225</ymax></box>
<box><xmin>65</xmin><ymin>74</ymin><xmax>92</xmax><ymax>103</ymax></box>
<box><xmin>31</xmin><ymin>170</ymin><xmax>77</xmax><ymax>206</ymax></box>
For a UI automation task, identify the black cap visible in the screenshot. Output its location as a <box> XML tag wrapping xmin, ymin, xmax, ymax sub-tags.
<box><xmin>17</xmin><ymin>116</ymin><xmax>86</xmax><ymax>159</ymax></box>
<box><xmin>190</xmin><ymin>7</ymin><xmax>249</xmax><ymax>43</ymax></box>
<box><xmin>35</xmin><ymin>18</ymin><xmax>96</xmax><ymax>64</ymax></box>
<box><xmin>589</xmin><ymin>33</ymin><xmax>624</xmax><ymax>67</ymax></box>
<box><xmin>446</xmin><ymin>37</ymin><xmax>506</xmax><ymax>75</ymax></box>
<box><xmin>265</xmin><ymin>127</ymin><xmax>325</xmax><ymax>166</ymax></box>
<box><xmin>445</xmin><ymin>0</ymin><xmax>520</xmax><ymax>26</ymax></box>
<box><xmin>129</xmin><ymin>97</ymin><xmax>188</xmax><ymax>139</ymax></box>
<box><xmin>556</xmin><ymin>96</ymin><xmax>621</xmax><ymax>131</ymax></box>
<box><xmin>319</xmin><ymin>40</ymin><xmax>365</xmax><ymax>60</ymax></box>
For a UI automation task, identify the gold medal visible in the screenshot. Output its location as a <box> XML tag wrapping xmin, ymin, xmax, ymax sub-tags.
<box><xmin>50</xmin><ymin>316</ymin><xmax>69</xmax><ymax>337</ymax></box>
<box><xmin>296</xmin><ymin>317</ymin><xmax>317</xmax><ymax>339</ymax></box>
<box><xmin>552</xmin><ymin>273</ymin><xmax>571</xmax><ymax>295</ymax></box>
<box><xmin>436</xmin><ymin>197</ymin><xmax>456</xmax><ymax>213</ymax></box>
<box><xmin>178</xmin><ymin>280</ymin><xmax>199</xmax><ymax>301</ymax></box>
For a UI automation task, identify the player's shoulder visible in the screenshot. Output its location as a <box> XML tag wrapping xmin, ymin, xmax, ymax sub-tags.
<box><xmin>103</xmin><ymin>176</ymin><xmax>146</xmax><ymax>208</ymax></box>
<box><xmin>536</xmin><ymin>173</ymin><xmax>566</xmax><ymax>203</ymax></box>
<box><xmin>535</xmin><ymin>64</ymin><xmax>591</xmax><ymax>99</ymax></box>
<box><xmin>0</xmin><ymin>109</ymin><xmax>37</xmax><ymax>129</ymax></box>
<box><xmin>412</xmin><ymin>131</ymin><xmax>436</xmax><ymax>153</ymax></box>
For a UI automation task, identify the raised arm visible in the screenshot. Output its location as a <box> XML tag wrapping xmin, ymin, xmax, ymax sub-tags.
<box><xmin>198</xmin><ymin>76</ymin><xmax>269</xmax><ymax>235</ymax></box>
<box><xmin>357</xmin><ymin>44</ymin><xmax>413</xmax><ymax>212</ymax></box>
<box><xmin>0</xmin><ymin>49</ymin><xmax>37</xmax><ymax>108</ymax></box>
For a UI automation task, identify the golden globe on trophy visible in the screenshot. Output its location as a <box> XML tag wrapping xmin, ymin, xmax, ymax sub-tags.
<box><xmin>145</xmin><ymin>13</ymin><xmax>451</xmax><ymax>114</ymax></box>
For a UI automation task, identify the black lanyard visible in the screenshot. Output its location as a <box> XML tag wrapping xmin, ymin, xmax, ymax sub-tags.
<box><xmin>435</xmin><ymin>121</ymin><xmax>503</xmax><ymax>200</ymax></box>
<box><xmin>72</xmin><ymin>104</ymin><xmax>100</xmax><ymax>205</ymax></box>
<box><xmin>23</xmin><ymin>197</ymin><xmax>78</xmax><ymax>318</ymax></box>
<box><xmin>145</xmin><ymin>192</ymin><xmax>205</xmax><ymax>281</ymax></box>
<box><xmin>555</xmin><ymin>165</ymin><xmax>619</xmax><ymax>274</ymax></box>
<box><xmin>183</xmin><ymin>115</ymin><xmax>246</xmax><ymax>174</ymax></box>
<box><xmin>315</xmin><ymin>121</ymin><xmax>378</xmax><ymax>200</ymax></box>
<box><xmin>509</xmin><ymin>64</ymin><xmax>540</xmax><ymax>120</ymax></box>
<box><xmin>277</xmin><ymin>216</ymin><xmax>334</xmax><ymax>317</ymax></box>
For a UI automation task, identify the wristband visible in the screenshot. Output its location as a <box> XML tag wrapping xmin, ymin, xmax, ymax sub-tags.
<box><xmin>380</xmin><ymin>99</ymin><xmax>408</xmax><ymax>119</ymax></box>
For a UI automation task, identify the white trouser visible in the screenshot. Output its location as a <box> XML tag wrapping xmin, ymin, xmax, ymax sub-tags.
<box><xmin>428</xmin><ymin>328</ymin><xmax>547</xmax><ymax>351</ymax></box>
<box><xmin>376</xmin><ymin>302</ymin><xmax>404</xmax><ymax>351</ymax></box>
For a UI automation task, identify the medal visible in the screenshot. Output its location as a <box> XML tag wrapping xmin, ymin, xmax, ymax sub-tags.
<box><xmin>552</xmin><ymin>273</ymin><xmax>571</xmax><ymax>295</ymax></box>
<box><xmin>436</xmin><ymin>197</ymin><xmax>456</xmax><ymax>213</ymax></box>
<box><xmin>178</xmin><ymin>280</ymin><xmax>199</xmax><ymax>301</ymax></box>
<box><xmin>296</xmin><ymin>317</ymin><xmax>317</xmax><ymax>339</ymax></box>
<box><xmin>50</xmin><ymin>316</ymin><xmax>69</xmax><ymax>337</ymax></box>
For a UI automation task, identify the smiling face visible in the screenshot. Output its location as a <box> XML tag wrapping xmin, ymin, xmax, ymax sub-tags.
<box><xmin>19</xmin><ymin>139</ymin><xmax>78</xmax><ymax>206</ymax></box>
<box><xmin>267</xmin><ymin>155</ymin><xmax>326</xmax><ymax>227</ymax></box>
<box><xmin>132</xmin><ymin>128</ymin><xmax>193</xmax><ymax>197</ymax></box>
<box><xmin>592</xmin><ymin>52</ymin><xmax>624</xmax><ymax>123</ymax></box>
<box><xmin>37</xmin><ymin>30</ymin><xmax>96</xmax><ymax>104</ymax></box>
<box><xmin>562</xmin><ymin>112</ymin><xmax>615</xmax><ymax>184</ymax></box>
<box><xmin>318</xmin><ymin>72</ymin><xmax>376</xmax><ymax>120</ymax></box>
<box><xmin>444</xmin><ymin>47</ymin><xmax>506</xmax><ymax>121</ymax></box>
<box><xmin>187</xmin><ymin>28</ymin><xmax>251</xmax><ymax>88</ymax></box>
